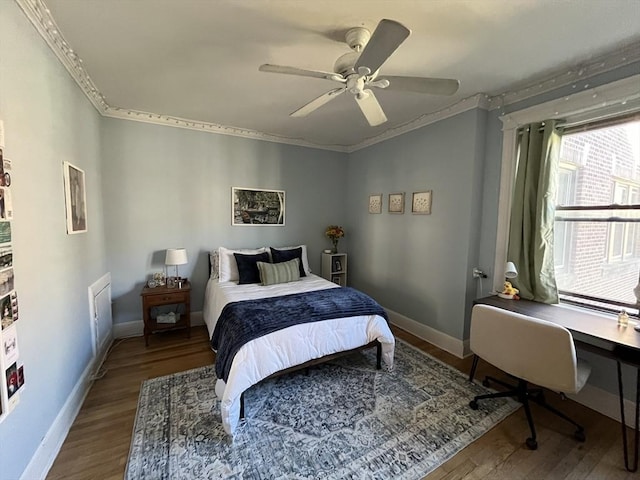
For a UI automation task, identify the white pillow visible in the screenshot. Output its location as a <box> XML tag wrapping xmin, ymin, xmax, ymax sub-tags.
<box><xmin>209</xmin><ymin>251</ymin><xmax>219</xmax><ymax>279</ymax></box>
<box><xmin>270</xmin><ymin>244</ymin><xmax>311</xmax><ymax>275</ymax></box>
<box><xmin>218</xmin><ymin>246</ymin><xmax>268</xmax><ymax>282</ymax></box>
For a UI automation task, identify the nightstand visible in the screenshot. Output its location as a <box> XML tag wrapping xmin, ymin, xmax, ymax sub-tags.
<box><xmin>140</xmin><ymin>281</ymin><xmax>191</xmax><ymax>346</ymax></box>
<box><xmin>321</xmin><ymin>252</ymin><xmax>347</xmax><ymax>286</ymax></box>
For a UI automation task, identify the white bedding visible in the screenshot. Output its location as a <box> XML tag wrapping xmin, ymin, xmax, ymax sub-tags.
<box><xmin>203</xmin><ymin>274</ymin><xmax>395</xmax><ymax>435</ymax></box>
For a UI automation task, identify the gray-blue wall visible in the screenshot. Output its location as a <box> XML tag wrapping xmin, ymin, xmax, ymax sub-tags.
<box><xmin>0</xmin><ymin>2</ymin><xmax>107</xmax><ymax>478</ymax></box>
<box><xmin>100</xmin><ymin>118</ymin><xmax>348</xmax><ymax>325</ymax></box>
<box><xmin>346</xmin><ymin>109</ymin><xmax>487</xmax><ymax>340</ymax></box>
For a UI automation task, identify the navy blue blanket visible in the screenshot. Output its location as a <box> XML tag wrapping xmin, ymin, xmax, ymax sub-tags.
<box><xmin>211</xmin><ymin>287</ymin><xmax>388</xmax><ymax>382</ymax></box>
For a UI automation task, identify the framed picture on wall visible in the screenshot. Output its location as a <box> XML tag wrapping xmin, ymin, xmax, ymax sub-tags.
<box><xmin>232</xmin><ymin>187</ymin><xmax>285</xmax><ymax>226</ymax></box>
<box><xmin>368</xmin><ymin>194</ymin><xmax>382</xmax><ymax>214</ymax></box>
<box><xmin>411</xmin><ymin>190</ymin><xmax>433</xmax><ymax>215</ymax></box>
<box><xmin>388</xmin><ymin>192</ymin><xmax>405</xmax><ymax>214</ymax></box>
<box><xmin>63</xmin><ymin>161</ymin><xmax>88</xmax><ymax>234</ymax></box>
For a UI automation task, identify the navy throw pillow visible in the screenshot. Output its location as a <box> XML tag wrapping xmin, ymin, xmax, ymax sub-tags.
<box><xmin>270</xmin><ymin>247</ymin><xmax>306</xmax><ymax>277</ymax></box>
<box><xmin>234</xmin><ymin>252</ymin><xmax>270</xmax><ymax>284</ymax></box>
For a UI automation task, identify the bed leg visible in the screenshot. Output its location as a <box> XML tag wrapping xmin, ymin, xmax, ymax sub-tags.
<box><xmin>376</xmin><ymin>342</ymin><xmax>382</xmax><ymax>370</ymax></box>
<box><xmin>240</xmin><ymin>392</ymin><xmax>245</xmax><ymax>419</ymax></box>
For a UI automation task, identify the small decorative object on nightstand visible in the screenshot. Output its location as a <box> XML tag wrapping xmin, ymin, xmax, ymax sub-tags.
<box><xmin>325</xmin><ymin>225</ymin><xmax>345</xmax><ymax>254</ymax></box>
<box><xmin>321</xmin><ymin>252</ymin><xmax>347</xmax><ymax>286</ymax></box>
<box><xmin>140</xmin><ymin>280</ymin><xmax>191</xmax><ymax>346</ymax></box>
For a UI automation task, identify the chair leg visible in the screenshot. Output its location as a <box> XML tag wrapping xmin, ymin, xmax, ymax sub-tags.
<box><xmin>469</xmin><ymin>354</ymin><xmax>479</xmax><ymax>382</ymax></box>
<box><xmin>484</xmin><ymin>375</ymin><xmax>516</xmax><ymax>391</ymax></box>
<box><xmin>530</xmin><ymin>391</ymin><xmax>585</xmax><ymax>440</ymax></box>
<box><xmin>469</xmin><ymin>376</ymin><xmax>585</xmax><ymax>449</ymax></box>
<box><xmin>519</xmin><ymin>380</ymin><xmax>538</xmax><ymax>450</ymax></box>
<box><xmin>469</xmin><ymin>388</ymin><xmax>520</xmax><ymax>410</ymax></box>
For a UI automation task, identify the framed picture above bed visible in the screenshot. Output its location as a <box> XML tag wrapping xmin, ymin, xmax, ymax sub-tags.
<box><xmin>232</xmin><ymin>187</ymin><xmax>285</xmax><ymax>226</ymax></box>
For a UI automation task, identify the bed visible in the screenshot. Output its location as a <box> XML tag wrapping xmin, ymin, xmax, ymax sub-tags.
<box><xmin>203</xmin><ymin>245</ymin><xmax>395</xmax><ymax>435</ymax></box>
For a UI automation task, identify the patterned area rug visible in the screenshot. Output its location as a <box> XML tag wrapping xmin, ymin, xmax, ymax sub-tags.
<box><xmin>126</xmin><ymin>340</ymin><xmax>518</xmax><ymax>479</ymax></box>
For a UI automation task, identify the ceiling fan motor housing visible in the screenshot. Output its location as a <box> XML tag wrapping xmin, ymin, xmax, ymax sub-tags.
<box><xmin>345</xmin><ymin>27</ymin><xmax>371</xmax><ymax>52</ymax></box>
<box><xmin>335</xmin><ymin>27</ymin><xmax>372</xmax><ymax>75</ymax></box>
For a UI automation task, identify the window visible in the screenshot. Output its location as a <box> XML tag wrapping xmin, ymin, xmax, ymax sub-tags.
<box><xmin>554</xmin><ymin>164</ymin><xmax>576</xmax><ymax>271</ymax></box>
<box><xmin>553</xmin><ymin>116</ymin><xmax>640</xmax><ymax>312</ymax></box>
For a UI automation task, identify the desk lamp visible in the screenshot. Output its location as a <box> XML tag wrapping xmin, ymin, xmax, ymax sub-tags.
<box><xmin>165</xmin><ymin>248</ymin><xmax>188</xmax><ymax>287</ymax></box>
<box><xmin>498</xmin><ymin>261</ymin><xmax>519</xmax><ymax>299</ymax></box>
<box><xmin>505</xmin><ymin>262</ymin><xmax>518</xmax><ymax>280</ymax></box>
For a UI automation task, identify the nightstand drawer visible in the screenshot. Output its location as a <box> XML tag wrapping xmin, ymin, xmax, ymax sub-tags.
<box><xmin>145</xmin><ymin>292</ymin><xmax>188</xmax><ymax>306</ymax></box>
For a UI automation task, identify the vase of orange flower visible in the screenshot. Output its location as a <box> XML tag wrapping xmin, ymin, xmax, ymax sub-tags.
<box><xmin>325</xmin><ymin>225</ymin><xmax>345</xmax><ymax>253</ymax></box>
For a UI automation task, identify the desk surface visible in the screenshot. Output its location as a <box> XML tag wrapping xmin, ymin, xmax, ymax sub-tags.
<box><xmin>475</xmin><ymin>296</ymin><xmax>640</xmax><ymax>366</ymax></box>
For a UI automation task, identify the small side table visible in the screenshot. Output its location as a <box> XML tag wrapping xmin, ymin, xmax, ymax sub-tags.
<box><xmin>140</xmin><ymin>281</ymin><xmax>191</xmax><ymax>346</ymax></box>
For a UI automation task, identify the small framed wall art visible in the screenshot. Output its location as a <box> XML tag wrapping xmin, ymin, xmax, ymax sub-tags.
<box><xmin>368</xmin><ymin>194</ymin><xmax>382</xmax><ymax>214</ymax></box>
<box><xmin>388</xmin><ymin>192</ymin><xmax>405</xmax><ymax>214</ymax></box>
<box><xmin>63</xmin><ymin>161</ymin><xmax>88</xmax><ymax>234</ymax></box>
<box><xmin>411</xmin><ymin>190</ymin><xmax>433</xmax><ymax>215</ymax></box>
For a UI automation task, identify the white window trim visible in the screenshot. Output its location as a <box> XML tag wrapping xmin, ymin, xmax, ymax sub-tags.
<box><xmin>493</xmin><ymin>74</ymin><xmax>640</xmax><ymax>293</ymax></box>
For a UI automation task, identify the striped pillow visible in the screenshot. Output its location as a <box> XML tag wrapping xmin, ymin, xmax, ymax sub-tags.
<box><xmin>257</xmin><ymin>258</ymin><xmax>300</xmax><ymax>286</ymax></box>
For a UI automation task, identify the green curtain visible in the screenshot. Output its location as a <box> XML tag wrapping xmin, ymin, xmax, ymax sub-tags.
<box><xmin>507</xmin><ymin>120</ymin><xmax>561</xmax><ymax>304</ymax></box>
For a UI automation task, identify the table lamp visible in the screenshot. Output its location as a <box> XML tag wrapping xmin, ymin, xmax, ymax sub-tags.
<box><xmin>165</xmin><ymin>248</ymin><xmax>188</xmax><ymax>286</ymax></box>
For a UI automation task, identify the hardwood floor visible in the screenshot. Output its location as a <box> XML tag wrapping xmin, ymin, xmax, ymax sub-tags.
<box><xmin>47</xmin><ymin>325</ymin><xmax>636</xmax><ymax>479</ymax></box>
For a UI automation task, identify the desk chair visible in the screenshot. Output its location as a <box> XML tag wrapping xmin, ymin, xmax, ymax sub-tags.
<box><xmin>468</xmin><ymin>304</ymin><xmax>591</xmax><ymax>450</ymax></box>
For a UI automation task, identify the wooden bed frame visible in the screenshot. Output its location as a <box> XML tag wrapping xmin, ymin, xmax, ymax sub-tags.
<box><xmin>239</xmin><ymin>340</ymin><xmax>382</xmax><ymax>419</ymax></box>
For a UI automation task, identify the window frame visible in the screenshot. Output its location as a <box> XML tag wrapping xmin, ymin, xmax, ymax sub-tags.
<box><xmin>494</xmin><ymin>75</ymin><xmax>640</xmax><ymax>310</ymax></box>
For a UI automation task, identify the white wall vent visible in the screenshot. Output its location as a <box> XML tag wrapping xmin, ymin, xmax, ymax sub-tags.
<box><xmin>88</xmin><ymin>273</ymin><xmax>113</xmax><ymax>364</ymax></box>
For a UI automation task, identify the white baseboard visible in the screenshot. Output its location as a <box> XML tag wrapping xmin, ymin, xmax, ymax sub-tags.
<box><xmin>569</xmin><ymin>383</ymin><xmax>637</xmax><ymax>429</ymax></box>
<box><xmin>20</xmin><ymin>352</ymin><xmax>101</xmax><ymax>480</ymax></box>
<box><xmin>385</xmin><ymin>307</ymin><xmax>468</xmax><ymax>358</ymax></box>
<box><xmin>17</xmin><ymin>311</ymin><xmax>209</xmax><ymax>479</ymax></box>
<box><xmin>113</xmin><ymin>311</ymin><xmax>204</xmax><ymax>339</ymax></box>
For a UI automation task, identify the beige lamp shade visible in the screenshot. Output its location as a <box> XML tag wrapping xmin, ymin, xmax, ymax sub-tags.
<box><xmin>165</xmin><ymin>248</ymin><xmax>188</xmax><ymax>266</ymax></box>
<box><xmin>165</xmin><ymin>248</ymin><xmax>188</xmax><ymax>283</ymax></box>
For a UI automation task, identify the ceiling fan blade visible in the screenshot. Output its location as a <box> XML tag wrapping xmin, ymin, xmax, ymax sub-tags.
<box><xmin>354</xmin><ymin>19</ymin><xmax>410</xmax><ymax>74</ymax></box>
<box><xmin>354</xmin><ymin>89</ymin><xmax>387</xmax><ymax>126</ymax></box>
<box><xmin>290</xmin><ymin>88</ymin><xmax>345</xmax><ymax>117</ymax></box>
<box><xmin>259</xmin><ymin>64</ymin><xmax>345</xmax><ymax>82</ymax></box>
<box><xmin>378</xmin><ymin>75</ymin><xmax>460</xmax><ymax>96</ymax></box>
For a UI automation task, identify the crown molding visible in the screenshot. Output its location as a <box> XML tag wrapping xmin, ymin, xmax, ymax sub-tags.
<box><xmin>347</xmin><ymin>94</ymin><xmax>490</xmax><ymax>152</ymax></box>
<box><xmin>16</xmin><ymin>0</ymin><xmax>108</xmax><ymax>114</ymax></box>
<box><xmin>101</xmin><ymin>94</ymin><xmax>488</xmax><ymax>154</ymax></box>
<box><xmin>499</xmin><ymin>74</ymin><xmax>640</xmax><ymax>130</ymax></box>
<box><xmin>102</xmin><ymin>107</ymin><xmax>350</xmax><ymax>152</ymax></box>
<box><xmin>18</xmin><ymin>0</ymin><xmax>640</xmax><ymax>153</ymax></box>
<box><xmin>486</xmin><ymin>41</ymin><xmax>640</xmax><ymax>111</ymax></box>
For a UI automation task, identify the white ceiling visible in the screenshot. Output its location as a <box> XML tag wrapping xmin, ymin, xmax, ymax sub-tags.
<box><xmin>24</xmin><ymin>0</ymin><xmax>640</xmax><ymax>151</ymax></box>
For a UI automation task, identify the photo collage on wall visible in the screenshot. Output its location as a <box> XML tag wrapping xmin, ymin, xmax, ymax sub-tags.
<box><xmin>0</xmin><ymin>121</ymin><xmax>23</xmax><ymax>422</ymax></box>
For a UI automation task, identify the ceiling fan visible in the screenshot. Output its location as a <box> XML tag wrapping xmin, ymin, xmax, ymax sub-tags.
<box><xmin>259</xmin><ymin>19</ymin><xmax>460</xmax><ymax>127</ymax></box>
